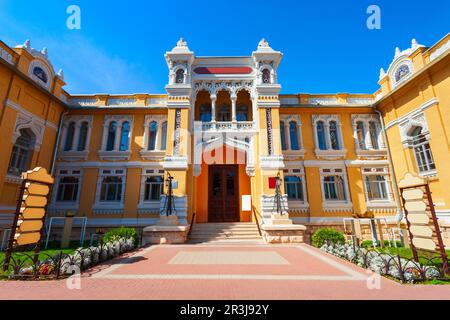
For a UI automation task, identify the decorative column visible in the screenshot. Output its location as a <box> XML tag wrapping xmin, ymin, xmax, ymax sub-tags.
<box><xmin>231</xmin><ymin>93</ymin><xmax>237</xmax><ymax>123</ymax></box>
<box><xmin>71</xmin><ymin>123</ymin><xmax>81</xmax><ymax>151</ymax></box>
<box><xmin>365</xmin><ymin>122</ymin><xmax>374</xmax><ymax>150</ymax></box>
<box><xmin>210</xmin><ymin>93</ymin><xmax>217</xmax><ymax>122</ymax></box>
<box><xmin>324</xmin><ymin>122</ymin><xmax>331</xmax><ymax>150</ymax></box>
<box><xmin>114</xmin><ymin>122</ymin><xmax>122</xmax><ymax>151</ymax></box>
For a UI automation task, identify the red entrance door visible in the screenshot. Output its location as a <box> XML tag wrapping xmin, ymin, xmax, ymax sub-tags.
<box><xmin>208</xmin><ymin>165</ymin><xmax>239</xmax><ymax>222</ymax></box>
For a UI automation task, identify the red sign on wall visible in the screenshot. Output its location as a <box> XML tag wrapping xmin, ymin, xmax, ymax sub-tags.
<box><xmin>268</xmin><ymin>177</ymin><xmax>277</xmax><ymax>189</ymax></box>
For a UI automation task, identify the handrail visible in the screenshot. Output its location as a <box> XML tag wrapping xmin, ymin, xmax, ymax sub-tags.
<box><xmin>251</xmin><ymin>205</ymin><xmax>262</xmax><ymax>237</ymax></box>
<box><xmin>187</xmin><ymin>212</ymin><xmax>196</xmax><ymax>237</ymax></box>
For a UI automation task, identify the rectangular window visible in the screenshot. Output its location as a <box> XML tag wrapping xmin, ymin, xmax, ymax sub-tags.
<box><xmin>144</xmin><ymin>176</ymin><xmax>164</xmax><ymax>201</ymax></box>
<box><xmin>365</xmin><ymin>175</ymin><xmax>388</xmax><ymax>200</ymax></box>
<box><xmin>414</xmin><ymin>141</ymin><xmax>435</xmax><ymax>174</ymax></box>
<box><xmin>56</xmin><ymin>177</ymin><xmax>80</xmax><ymax>202</ymax></box>
<box><xmin>323</xmin><ymin>175</ymin><xmax>346</xmax><ymax>200</ymax></box>
<box><xmin>100</xmin><ymin>176</ymin><xmax>123</xmax><ymax>202</ymax></box>
<box><xmin>285</xmin><ymin>176</ymin><xmax>304</xmax><ymax>201</ymax></box>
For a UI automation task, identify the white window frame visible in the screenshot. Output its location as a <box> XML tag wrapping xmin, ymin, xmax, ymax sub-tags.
<box><xmin>140</xmin><ymin>115</ymin><xmax>168</xmax><ymax>161</ymax></box>
<box><xmin>49</xmin><ymin>168</ymin><xmax>83</xmax><ymax>212</ymax></box>
<box><xmin>93</xmin><ymin>168</ymin><xmax>127</xmax><ymax>214</ymax></box>
<box><xmin>312</xmin><ymin>115</ymin><xmax>347</xmax><ymax>159</ymax></box>
<box><xmin>279</xmin><ymin>115</ymin><xmax>305</xmax><ymax>159</ymax></box>
<box><xmin>283</xmin><ymin>164</ymin><xmax>309</xmax><ymax>213</ymax></box>
<box><xmin>319</xmin><ymin>167</ymin><xmax>353</xmax><ymax>212</ymax></box>
<box><xmin>351</xmin><ymin>114</ymin><xmax>386</xmax><ymax>158</ymax></box>
<box><xmin>411</xmin><ymin>133</ymin><xmax>436</xmax><ymax>177</ymax></box>
<box><xmin>59</xmin><ymin>115</ymin><xmax>93</xmax><ymax>161</ymax></box>
<box><xmin>361</xmin><ymin>167</ymin><xmax>396</xmax><ymax>210</ymax></box>
<box><xmin>98</xmin><ymin>115</ymin><xmax>133</xmax><ymax>160</ymax></box>
<box><xmin>138</xmin><ymin>168</ymin><xmax>165</xmax><ymax>214</ymax></box>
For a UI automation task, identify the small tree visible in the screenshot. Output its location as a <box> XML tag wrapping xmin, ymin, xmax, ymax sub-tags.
<box><xmin>311</xmin><ymin>228</ymin><xmax>345</xmax><ymax>248</ymax></box>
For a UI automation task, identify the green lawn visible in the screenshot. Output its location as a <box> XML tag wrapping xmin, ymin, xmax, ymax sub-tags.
<box><xmin>374</xmin><ymin>246</ymin><xmax>450</xmax><ymax>266</ymax></box>
<box><xmin>0</xmin><ymin>240</ymin><xmax>91</xmax><ymax>275</ymax></box>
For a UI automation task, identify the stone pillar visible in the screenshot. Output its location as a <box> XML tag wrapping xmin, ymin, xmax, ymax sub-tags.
<box><xmin>211</xmin><ymin>94</ymin><xmax>216</xmax><ymax>122</ymax></box>
<box><xmin>61</xmin><ymin>212</ymin><xmax>75</xmax><ymax>248</ymax></box>
<box><xmin>114</xmin><ymin>122</ymin><xmax>122</xmax><ymax>151</ymax></box>
<box><xmin>231</xmin><ymin>94</ymin><xmax>237</xmax><ymax>123</ymax></box>
<box><xmin>71</xmin><ymin>122</ymin><xmax>81</xmax><ymax>151</ymax></box>
<box><xmin>324</xmin><ymin>123</ymin><xmax>331</xmax><ymax>150</ymax></box>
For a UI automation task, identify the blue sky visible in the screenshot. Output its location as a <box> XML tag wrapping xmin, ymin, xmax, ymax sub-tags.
<box><xmin>0</xmin><ymin>0</ymin><xmax>449</xmax><ymax>94</ymax></box>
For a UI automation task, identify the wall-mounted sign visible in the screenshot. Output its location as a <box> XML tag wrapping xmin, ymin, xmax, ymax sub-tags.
<box><xmin>242</xmin><ymin>195</ymin><xmax>252</xmax><ymax>212</ymax></box>
<box><xmin>4</xmin><ymin>167</ymin><xmax>54</xmax><ymax>270</ymax></box>
<box><xmin>399</xmin><ymin>172</ymin><xmax>449</xmax><ymax>274</ymax></box>
<box><xmin>268</xmin><ymin>177</ymin><xmax>277</xmax><ymax>189</ymax></box>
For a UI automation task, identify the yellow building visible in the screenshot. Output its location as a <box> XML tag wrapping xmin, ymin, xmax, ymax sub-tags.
<box><xmin>0</xmin><ymin>35</ymin><xmax>449</xmax><ymax>246</ymax></box>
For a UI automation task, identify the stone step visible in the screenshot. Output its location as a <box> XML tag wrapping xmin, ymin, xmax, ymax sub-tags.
<box><xmin>188</xmin><ymin>239</ymin><xmax>265</xmax><ymax>245</ymax></box>
<box><xmin>190</xmin><ymin>231</ymin><xmax>261</xmax><ymax>236</ymax></box>
<box><xmin>189</xmin><ymin>234</ymin><xmax>262</xmax><ymax>240</ymax></box>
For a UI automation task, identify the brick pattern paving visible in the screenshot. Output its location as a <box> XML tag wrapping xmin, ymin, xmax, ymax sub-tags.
<box><xmin>0</xmin><ymin>244</ymin><xmax>449</xmax><ymax>300</ymax></box>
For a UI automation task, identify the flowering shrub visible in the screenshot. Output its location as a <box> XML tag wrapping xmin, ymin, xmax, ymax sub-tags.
<box><xmin>320</xmin><ymin>243</ymin><xmax>443</xmax><ymax>283</ymax></box>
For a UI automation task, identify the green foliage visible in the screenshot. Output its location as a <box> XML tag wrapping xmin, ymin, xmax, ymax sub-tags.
<box><xmin>103</xmin><ymin>227</ymin><xmax>139</xmax><ymax>245</ymax></box>
<box><xmin>361</xmin><ymin>240</ymin><xmax>403</xmax><ymax>248</ymax></box>
<box><xmin>311</xmin><ymin>228</ymin><xmax>345</xmax><ymax>248</ymax></box>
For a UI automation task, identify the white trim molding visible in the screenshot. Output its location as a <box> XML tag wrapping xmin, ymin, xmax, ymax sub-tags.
<box><xmin>98</xmin><ymin>115</ymin><xmax>134</xmax><ymax>161</ymax></box>
<box><xmin>351</xmin><ymin>114</ymin><xmax>387</xmax><ymax>159</ymax></box>
<box><xmin>92</xmin><ymin>168</ymin><xmax>127</xmax><ymax>214</ymax></box>
<box><xmin>312</xmin><ymin>114</ymin><xmax>347</xmax><ymax>160</ymax></box>
<box><xmin>138</xmin><ymin>168</ymin><xmax>165</xmax><ymax>214</ymax></box>
<box><xmin>140</xmin><ymin>114</ymin><xmax>168</xmax><ymax>161</ymax></box>
<box><xmin>385</xmin><ymin>98</ymin><xmax>438</xmax><ymax>130</ymax></box>
<box><xmin>319</xmin><ymin>167</ymin><xmax>353</xmax><ymax>213</ymax></box>
<box><xmin>280</xmin><ymin>114</ymin><xmax>306</xmax><ymax>159</ymax></box>
<box><xmin>59</xmin><ymin>115</ymin><xmax>93</xmax><ymax>161</ymax></box>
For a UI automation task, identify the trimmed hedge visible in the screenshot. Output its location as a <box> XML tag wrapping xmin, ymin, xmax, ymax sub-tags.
<box><xmin>103</xmin><ymin>227</ymin><xmax>139</xmax><ymax>246</ymax></box>
<box><xmin>311</xmin><ymin>228</ymin><xmax>345</xmax><ymax>248</ymax></box>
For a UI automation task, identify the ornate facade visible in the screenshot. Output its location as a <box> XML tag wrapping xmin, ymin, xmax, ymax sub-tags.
<box><xmin>0</xmin><ymin>34</ymin><xmax>449</xmax><ymax>246</ymax></box>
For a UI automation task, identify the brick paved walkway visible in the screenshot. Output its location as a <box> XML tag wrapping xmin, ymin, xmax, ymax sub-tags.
<box><xmin>0</xmin><ymin>244</ymin><xmax>449</xmax><ymax>300</ymax></box>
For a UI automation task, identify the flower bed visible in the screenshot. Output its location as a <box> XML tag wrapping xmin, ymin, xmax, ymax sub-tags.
<box><xmin>320</xmin><ymin>243</ymin><xmax>447</xmax><ymax>283</ymax></box>
<box><xmin>3</xmin><ymin>237</ymin><xmax>135</xmax><ymax>280</ymax></box>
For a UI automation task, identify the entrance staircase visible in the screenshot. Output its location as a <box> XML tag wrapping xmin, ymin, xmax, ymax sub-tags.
<box><xmin>188</xmin><ymin>222</ymin><xmax>263</xmax><ymax>244</ymax></box>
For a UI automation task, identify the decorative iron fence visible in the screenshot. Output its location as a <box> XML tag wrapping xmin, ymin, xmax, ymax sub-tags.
<box><xmin>0</xmin><ymin>237</ymin><xmax>135</xmax><ymax>280</ymax></box>
<box><xmin>320</xmin><ymin>242</ymin><xmax>449</xmax><ymax>283</ymax></box>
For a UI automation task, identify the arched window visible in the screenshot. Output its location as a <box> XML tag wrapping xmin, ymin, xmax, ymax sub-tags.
<box><xmin>262</xmin><ymin>69</ymin><xmax>271</xmax><ymax>84</ymax></box>
<box><xmin>236</xmin><ymin>105</ymin><xmax>248</xmax><ymax>121</ymax></box>
<box><xmin>160</xmin><ymin>122</ymin><xmax>167</xmax><ymax>150</ymax></box>
<box><xmin>148</xmin><ymin>121</ymin><xmax>158</xmax><ymax>151</ymax></box>
<box><xmin>409</xmin><ymin>126</ymin><xmax>436</xmax><ymax>174</ymax></box>
<box><xmin>175</xmin><ymin>69</ymin><xmax>185</xmax><ymax>84</ymax></box>
<box><xmin>106</xmin><ymin>121</ymin><xmax>117</xmax><ymax>151</ymax></box>
<box><xmin>356</xmin><ymin>121</ymin><xmax>367</xmax><ymax>150</ymax></box>
<box><xmin>119</xmin><ymin>121</ymin><xmax>130</xmax><ymax>151</ymax></box>
<box><xmin>329</xmin><ymin>121</ymin><xmax>340</xmax><ymax>150</ymax></box>
<box><xmin>200</xmin><ymin>104</ymin><xmax>212</xmax><ymax>122</ymax></box>
<box><xmin>8</xmin><ymin>129</ymin><xmax>34</xmax><ymax>176</ymax></box>
<box><xmin>285</xmin><ymin>176</ymin><xmax>304</xmax><ymax>201</ymax></box>
<box><xmin>395</xmin><ymin>64</ymin><xmax>411</xmax><ymax>83</ymax></box>
<box><xmin>64</xmin><ymin>122</ymin><xmax>76</xmax><ymax>151</ymax></box>
<box><xmin>316</xmin><ymin>121</ymin><xmax>327</xmax><ymax>150</ymax></box>
<box><xmin>289</xmin><ymin>121</ymin><xmax>300</xmax><ymax>150</ymax></box>
<box><xmin>33</xmin><ymin>66</ymin><xmax>48</xmax><ymax>83</ymax></box>
<box><xmin>280</xmin><ymin>121</ymin><xmax>287</xmax><ymax>151</ymax></box>
<box><xmin>77</xmin><ymin>121</ymin><xmax>89</xmax><ymax>151</ymax></box>
<box><xmin>217</xmin><ymin>104</ymin><xmax>231</xmax><ymax>122</ymax></box>
<box><xmin>369</xmin><ymin>121</ymin><xmax>379</xmax><ymax>149</ymax></box>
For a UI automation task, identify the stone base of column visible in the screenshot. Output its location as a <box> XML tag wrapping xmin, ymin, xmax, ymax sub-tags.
<box><xmin>261</xmin><ymin>215</ymin><xmax>307</xmax><ymax>244</ymax></box>
<box><xmin>142</xmin><ymin>215</ymin><xmax>189</xmax><ymax>245</ymax></box>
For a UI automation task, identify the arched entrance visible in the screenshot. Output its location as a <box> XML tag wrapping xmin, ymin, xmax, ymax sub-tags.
<box><xmin>194</xmin><ymin>144</ymin><xmax>252</xmax><ymax>223</ymax></box>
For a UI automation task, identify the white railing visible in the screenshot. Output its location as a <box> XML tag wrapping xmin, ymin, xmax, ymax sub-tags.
<box><xmin>201</xmin><ymin>121</ymin><xmax>255</xmax><ymax>132</ymax></box>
